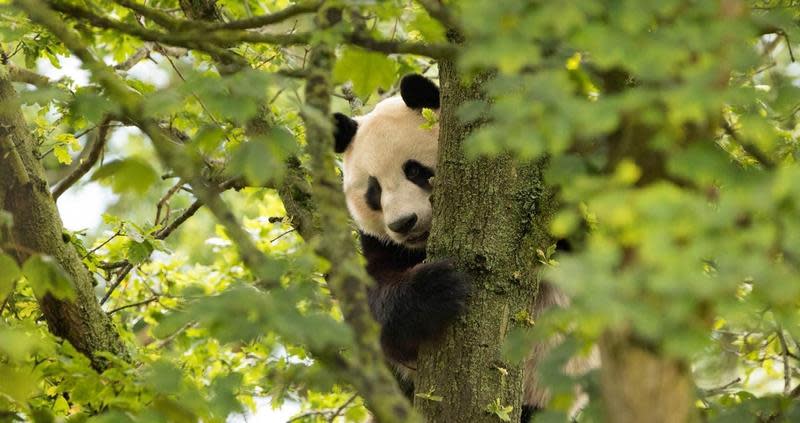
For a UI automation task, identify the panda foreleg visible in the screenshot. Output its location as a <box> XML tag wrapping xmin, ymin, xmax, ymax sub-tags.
<box><xmin>370</xmin><ymin>260</ymin><xmax>470</xmax><ymax>363</ymax></box>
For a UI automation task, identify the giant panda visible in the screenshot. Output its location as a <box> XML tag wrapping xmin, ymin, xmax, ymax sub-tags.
<box><xmin>332</xmin><ymin>74</ymin><xmax>580</xmax><ymax>422</ymax></box>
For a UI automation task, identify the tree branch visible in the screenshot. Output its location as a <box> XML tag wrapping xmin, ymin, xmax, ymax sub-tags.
<box><xmin>114</xmin><ymin>46</ymin><xmax>151</xmax><ymax>70</ymax></box>
<box><xmin>7</xmin><ymin>63</ymin><xmax>51</xmax><ymax>87</ymax></box>
<box><xmin>205</xmin><ymin>1</ymin><xmax>322</xmax><ymax>30</ymax></box>
<box><xmin>47</xmin><ymin>0</ymin><xmax>453</xmax><ymax>61</ymax></box>
<box><xmin>723</xmin><ymin>121</ymin><xmax>776</xmax><ymax>169</ymax></box>
<box><xmin>49</xmin><ymin>0</ymin><xmax>311</xmax><ymax>46</ymax></box>
<box><xmin>301</xmin><ymin>6</ymin><xmax>420</xmax><ymax>422</ymax></box>
<box><xmin>51</xmin><ymin>117</ymin><xmax>111</xmax><ymax>200</ymax></box>
<box><xmin>114</xmin><ymin>0</ymin><xmax>320</xmax><ymax>32</ymax></box>
<box><xmin>153</xmin><ymin>178</ymin><xmax>242</xmax><ymax>239</ymax></box>
<box><xmin>45</xmin><ymin>0</ymin><xmax>248</xmax><ymax>66</ymax></box>
<box><xmin>346</xmin><ymin>33</ymin><xmax>456</xmax><ymax>58</ymax></box>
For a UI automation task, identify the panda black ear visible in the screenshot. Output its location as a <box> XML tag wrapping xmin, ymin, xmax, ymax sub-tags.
<box><xmin>333</xmin><ymin>112</ymin><xmax>358</xmax><ymax>153</ymax></box>
<box><xmin>400</xmin><ymin>74</ymin><xmax>440</xmax><ymax>109</ymax></box>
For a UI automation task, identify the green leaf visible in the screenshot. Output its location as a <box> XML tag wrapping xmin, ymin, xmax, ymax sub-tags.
<box><xmin>0</xmin><ymin>253</ymin><xmax>21</xmax><ymax>300</ymax></box>
<box><xmin>53</xmin><ymin>395</ymin><xmax>69</xmax><ymax>414</ymax></box>
<box><xmin>333</xmin><ymin>47</ymin><xmax>398</xmax><ymax>98</ymax></box>
<box><xmin>415</xmin><ymin>389</ymin><xmax>443</xmax><ymax>402</ymax></box>
<box><xmin>17</xmin><ymin>86</ymin><xmax>71</xmax><ymax>106</ymax></box>
<box><xmin>126</xmin><ymin>240</ymin><xmax>154</xmax><ymax>265</ymax></box>
<box><xmin>0</xmin><ymin>366</ymin><xmax>38</xmax><ymax>405</ymax></box>
<box><xmin>485</xmin><ymin>398</ymin><xmax>513</xmax><ymax>422</ymax></box>
<box><xmin>146</xmin><ymin>361</ymin><xmax>184</xmax><ymax>394</ymax></box>
<box><xmin>229</xmin><ymin>127</ymin><xmax>295</xmax><ymax>185</ymax></box>
<box><xmin>91</xmin><ymin>157</ymin><xmax>159</xmax><ymax>194</ymax></box>
<box><xmin>53</xmin><ymin>145</ymin><xmax>72</xmax><ymax>165</ymax></box>
<box><xmin>70</xmin><ymin>89</ymin><xmax>118</xmax><ymax>124</ymax></box>
<box><xmin>22</xmin><ymin>255</ymin><xmax>75</xmax><ymax>301</ymax></box>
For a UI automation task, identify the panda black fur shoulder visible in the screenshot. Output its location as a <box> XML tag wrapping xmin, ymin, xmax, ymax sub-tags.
<box><xmin>332</xmin><ymin>74</ymin><xmax>585</xmax><ymax>422</ymax></box>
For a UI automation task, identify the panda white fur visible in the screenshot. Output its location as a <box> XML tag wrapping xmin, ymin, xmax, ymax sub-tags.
<box><xmin>332</xmin><ymin>74</ymin><xmax>581</xmax><ymax>422</ymax></box>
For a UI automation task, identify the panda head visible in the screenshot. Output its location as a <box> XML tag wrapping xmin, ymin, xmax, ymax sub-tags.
<box><xmin>333</xmin><ymin>74</ymin><xmax>440</xmax><ymax>250</ymax></box>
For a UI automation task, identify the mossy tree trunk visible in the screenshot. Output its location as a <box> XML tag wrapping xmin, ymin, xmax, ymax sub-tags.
<box><xmin>0</xmin><ymin>75</ymin><xmax>127</xmax><ymax>370</ymax></box>
<box><xmin>414</xmin><ymin>56</ymin><xmax>553</xmax><ymax>422</ymax></box>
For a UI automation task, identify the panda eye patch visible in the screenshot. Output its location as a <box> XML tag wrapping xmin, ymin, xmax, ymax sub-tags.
<box><xmin>365</xmin><ymin>176</ymin><xmax>382</xmax><ymax>211</ymax></box>
<box><xmin>403</xmin><ymin>160</ymin><xmax>434</xmax><ymax>190</ymax></box>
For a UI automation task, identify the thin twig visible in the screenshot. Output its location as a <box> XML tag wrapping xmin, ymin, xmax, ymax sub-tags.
<box><xmin>285</xmin><ymin>394</ymin><xmax>357</xmax><ymax>423</ymax></box>
<box><xmin>153</xmin><ymin>200</ymin><xmax>202</xmax><ymax>239</ymax></box>
<box><xmin>699</xmin><ymin>377</ymin><xmax>742</xmax><ymax>397</ymax></box>
<box><xmin>100</xmin><ymin>262</ymin><xmax>134</xmax><ymax>305</ymax></box>
<box><xmin>784</xmin><ymin>32</ymin><xmax>796</xmax><ymax>62</ymax></box>
<box><xmin>154</xmin><ymin>179</ymin><xmax>185</xmax><ymax>226</ymax></box>
<box><xmin>82</xmin><ymin>228</ymin><xmax>121</xmax><ymax>259</ymax></box>
<box><xmin>52</xmin><ymin>117</ymin><xmax>112</xmax><ymax>200</ymax></box>
<box><xmin>328</xmin><ymin>394</ymin><xmax>358</xmax><ymax>423</ymax></box>
<box><xmin>269</xmin><ymin>228</ymin><xmax>296</xmax><ymax>243</ymax></box>
<box><xmin>152</xmin><ymin>321</ymin><xmax>196</xmax><ymax>349</ymax></box>
<box><xmin>107</xmin><ymin>296</ymin><xmax>158</xmax><ymax>315</ymax></box>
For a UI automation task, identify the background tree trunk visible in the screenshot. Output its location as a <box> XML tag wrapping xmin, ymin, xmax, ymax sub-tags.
<box><xmin>414</xmin><ymin>56</ymin><xmax>554</xmax><ymax>422</ymax></box>
<box><xmin>0</xmin><ymin>75</ymin><xmax>127</xmax><ymax>370</ymax></box>
<box><xmin>600</xmin><ymin>331</ymin><xmax>694</xmax><ymax>423</ymax></box>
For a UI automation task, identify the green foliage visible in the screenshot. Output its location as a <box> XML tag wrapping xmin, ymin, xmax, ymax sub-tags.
<box><xmin>230</xmin><ymin>127</ymin><xmax>296</xmax><ymax>186</ymax></box>
<box><xmin>464</xmin><ymin>0</ymin><xmax>800</xmax><ymax>419</ymax></box>
<box><xmin>333</xmin><ymin>47</ymin><xmax>398</xmax><ymax>98</ymax></box>
<box><xmin>2</xmin><ymin>0</ymin><xmax>799</xmax><ymax>421</ymax></box>
<box><xmin>91</xmin><ymin>158</ymin><xmax>160</xmax><ymax>195</ymax></box>
<box><xmin>21</xmin><ymin>255</ymin><xmax>75</xmax><ymax>301</ymax></box>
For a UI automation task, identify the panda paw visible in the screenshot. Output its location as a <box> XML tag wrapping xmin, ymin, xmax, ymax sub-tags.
<box><xmin>380</xmin><ymin>260</ymin><xmax>470</xmax><ymax>362</ymax></box>
<box><xmin>408</xmin><ymin>260</ymin><xmax>471</xmax><ymax>329</ymax></box>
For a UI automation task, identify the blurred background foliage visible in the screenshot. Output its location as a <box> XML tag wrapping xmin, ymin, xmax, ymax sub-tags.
<box><xmin>0</xmin><ymin>0</ymin><xmax>799</xmax><ymax>422</ymax></box>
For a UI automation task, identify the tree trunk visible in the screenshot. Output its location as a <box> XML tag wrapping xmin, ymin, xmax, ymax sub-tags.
<box><xmin>600</xmin><ymin>331</ymin><xmax>694</xmax><ymax>423</ymax></box>
<box><xmin>0</xmin><ymin>75</ymin><xmax>127</xmax><ymax>370</ymax></box>
<box><xmin>414</xmin><ymin>57</ymin><xmax>553</xmax><ymax>421</ymax></box>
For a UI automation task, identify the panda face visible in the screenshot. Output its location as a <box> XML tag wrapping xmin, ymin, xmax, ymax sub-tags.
<box><xmin>334</xmin><ymin>74</ymin><xmax>441</xmax><ymax>249</ymax></box>
<box><xmin>342</xmin><ymin>97</ymin><xmax>439</xmax><ymax>249</ymax></box>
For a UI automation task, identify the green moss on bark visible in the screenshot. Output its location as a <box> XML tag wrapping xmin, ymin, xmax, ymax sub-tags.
<box><xmin>414</xmin><ymin>58</ymin><xmax>552</xmax><ymax>422</ymax></box>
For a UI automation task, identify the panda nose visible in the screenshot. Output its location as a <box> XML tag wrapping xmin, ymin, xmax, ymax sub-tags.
<box><xmin>388</xmin><ymin>214</ymin><xmax>418</xmax><ymax>234</ymax></box>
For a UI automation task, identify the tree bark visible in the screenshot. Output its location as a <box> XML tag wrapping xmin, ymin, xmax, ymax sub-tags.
<box><xmin>600</xmin><ymin>331</ymin><xmax>694</xmax><ymax>423</ymax></box>
<box><xmin>0</xmin><ymin>74</ymin><xmax>127</xmax><ymax>370</ymax></box>
<box><xmin>414</xmin><ymin>58</ymin><xmax>553</xmax><ymax>421</ymax></box>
